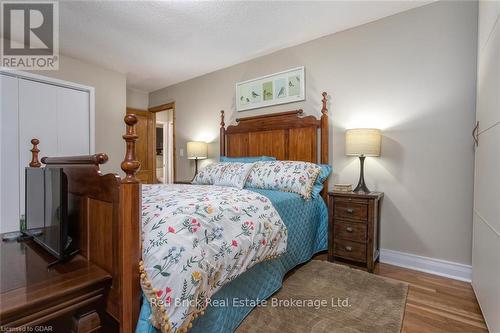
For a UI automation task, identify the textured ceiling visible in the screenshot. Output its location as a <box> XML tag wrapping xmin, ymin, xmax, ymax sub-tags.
<box><xmin>59</xmin><ymin>1</ymin><xmax>433</xmax><ymax>92</ymax></box>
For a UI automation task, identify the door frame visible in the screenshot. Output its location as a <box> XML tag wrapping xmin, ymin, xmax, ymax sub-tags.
<box><xmin>155</xmin><ymin>121</ymin><xmax>169</xmax><ymax>183</ymax></box>
<box><xmin>126</xmin><ymin>107</ymin><xmax>156</xmax><ymax>183</ymax></box>
<box><xmin>148</xmin><ymin>102</ymin><xmax>176</xmax><ymax>181</ymax></box>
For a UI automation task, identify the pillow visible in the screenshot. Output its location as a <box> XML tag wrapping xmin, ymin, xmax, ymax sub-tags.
<box><xmin>220</xmin><ymin>156</ymin><xmax>276</xmax><ymax>163</ymax></box>
<box><xmin>214</xmin><ymin>162</ymin><xmax>254</xmax><ymax>189</ymax></box>
<box><xmin>245</xmin><ymin>161</ymin><xmax>321</xmax><ymax>199</ymax></box>
<box><xmin>192</xmin><ymin>163</ymin><xmax>227</xmax><ymax>185</ymax></box>
<box><xmin>311</xmin><ymin>164</ymin><xmax>332</xmax><ymax>199</ymax></box>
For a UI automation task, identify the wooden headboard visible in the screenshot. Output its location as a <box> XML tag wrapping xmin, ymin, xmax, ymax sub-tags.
<box><xmin>220</xmin><ymin>91</ymin><xmax>330</xmax><ymax>199</ymax></box>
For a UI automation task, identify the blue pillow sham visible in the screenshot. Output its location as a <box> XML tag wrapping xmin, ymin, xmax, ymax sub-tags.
<box><xmin>219</xmin><ymin>156</ymin><xmax>276</xmax><ymax>163</ymax></box>
<box><xmin>311</xmin><ymin>164</ymin><xmax>332</xmax><ymax>199</ymax></box>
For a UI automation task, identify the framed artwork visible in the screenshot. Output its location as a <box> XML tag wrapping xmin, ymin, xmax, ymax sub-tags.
<box><xmin>236</xmin><ymin>66</ymin><xmax>305</xmax><ymax>112</ymax></box>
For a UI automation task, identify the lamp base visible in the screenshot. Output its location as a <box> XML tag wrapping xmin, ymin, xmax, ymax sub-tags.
<box><xmin>353</xmin><ymin>155</ymin><xmax>371</xmax><ymax>193</ymax></box>
<box><xmin>190</xmin><ymin>158</ymin><xmax>199</xmax><ymax>182</ymax></box>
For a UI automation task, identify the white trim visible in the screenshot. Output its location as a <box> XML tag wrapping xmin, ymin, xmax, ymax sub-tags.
<box><xmin>1</xmin><ymin>68</ymin><xmax>96</xmax><ymax>154</ymax></box>
<box><xmin>380</xmin><ymin>249</ymin><xmax>472</xmax><ymax>282</ymax></box>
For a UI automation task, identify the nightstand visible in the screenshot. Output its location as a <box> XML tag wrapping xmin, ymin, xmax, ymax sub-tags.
<box><xmin>328</xmin><ymin>191</ymin><xmax>383</xmax><ymax>272</ymax></box>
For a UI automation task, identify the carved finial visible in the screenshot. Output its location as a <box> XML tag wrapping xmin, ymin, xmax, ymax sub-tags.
<box><xmin>121</xmin><ymin>115</ymin><xmax>141</xmax><ymax>183</ymax></box>
<box><xmin>93</xmin><ymin>153</ymin><xmax>109</xmax><ymax>165</ymax></box>
<box><xmin>220</xmin><ymin>110</ymin><xmax>225</xmax><ymax>127</ymax></box>
<box><xmin>321</xmin><ymin>92</ymin><xmax>328</xmax><ymax>115</ymax></box>
<box><xmin>29</xmin><ymin>138</ymin><xmax>41</xmax><ymax>168</ymax></box>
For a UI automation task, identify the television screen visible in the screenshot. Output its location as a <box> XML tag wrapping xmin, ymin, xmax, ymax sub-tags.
<box><xmin>25</xmin><ymin>168</ymin><xmax>45</xmax><ymax>232</ymax></box>
<box><xmin>25</xmin><ymin>167</ymin><xmax>69</xmax><ymax>259</ymax></box>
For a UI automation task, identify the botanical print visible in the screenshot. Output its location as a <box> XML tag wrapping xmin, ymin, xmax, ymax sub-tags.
<box><xmin>214</xmin><ymin>162</ymin><xmax>254</xmax><ymax>189</ymax></box>
<box><xmin>274</xmin><ymin>78</ymin><xmax>286</xmax><ymax>99</ymax></box>
<box><xmin>141</xmin><ymin>184</ymin><xmax>288</xmax><ymax>332</ymax></box>
<box><xmin>262</xmin><ymin>81</ymin><xmax>273</xmax><ymax>101</ymax></box>
<box><xmin>245</xmin><ymin>161</ymin><xmax>321</xmax><ymax>199</ymax></box>
<box><xmin>236</xmin><ymin>67</ymin><xmax>304</xmax><ymax>111</ymax></box>
<box><xmin>288</xmin><ymin>75</ymin><xmax>300</xmax><ymax>96</ymax></box>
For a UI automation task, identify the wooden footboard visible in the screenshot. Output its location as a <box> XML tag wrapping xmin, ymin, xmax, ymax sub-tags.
<box><xmin>31</xmin><ymin>114</ymin><xmax>142</xmax><ymax>333</ymax></box>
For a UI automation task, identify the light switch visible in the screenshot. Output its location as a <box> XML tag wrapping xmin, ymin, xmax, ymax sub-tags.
<box><xmin>179</xmin><ymin>148</ymin><xmax>184</xmax><ymax>157</ymax></box>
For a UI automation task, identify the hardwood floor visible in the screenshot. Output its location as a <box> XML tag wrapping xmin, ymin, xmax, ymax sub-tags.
<box><xmin>376</xmin><ymin>263</ymin><xmax>488</xmax><ymax>333</ymax></box>
<box><xmin>313</xmin><ymin>254</ymin><xmax>488</xmax><ymax>333</ymax></box>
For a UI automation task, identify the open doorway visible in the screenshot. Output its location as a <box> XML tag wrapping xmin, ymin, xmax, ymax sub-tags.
<box><xmin>149</xmin><ymin>102</ymin><xmax>176</xmax><ymax>183</ymax></box>
<box><xmin>155</xmin><ymin>114</ymin><xmax>173</xmax><ymax>183</ymax></box>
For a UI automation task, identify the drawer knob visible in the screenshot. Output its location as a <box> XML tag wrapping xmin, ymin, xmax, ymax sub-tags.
<box><xmin>345</xmin><ymin>246</ymin><xmax>353</xmax><ymax>252</ymax></box>
<box><xmin>346</xmin><ymin>227</ymin><xmax>353</xmax><ymax>232</ymax></box>
<box><xmin>346</xmin><ymin>208</ymin><xmax>355</xmax><ymax>214</ymax></box>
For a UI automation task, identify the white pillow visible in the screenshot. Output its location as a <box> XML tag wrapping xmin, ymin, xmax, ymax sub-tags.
<box><xmin>192</xmin><ymin>163</ymin><xmax>227</xmax><ymax>185</ymax></box>
<box><xmin>214</xmin><ymin>162</ymin><xmax>254</xmax><ymax>189</ymax></box>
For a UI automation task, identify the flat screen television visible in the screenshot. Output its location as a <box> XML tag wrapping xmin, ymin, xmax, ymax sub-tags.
<box><xmin>25</xmin><ymin>167</ymin><xmax>77</xmax><ymax>260</ymax></box>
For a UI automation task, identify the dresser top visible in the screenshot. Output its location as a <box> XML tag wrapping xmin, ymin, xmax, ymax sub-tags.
<box><xmin>328</xmin><ymin>191</ymin><xmax>384</xmax><ymax>200</ymax></box>
<box><xmin>0</xmin><ymin>238</ymin><xmax>111</xmax><ymax>322</ymax></box>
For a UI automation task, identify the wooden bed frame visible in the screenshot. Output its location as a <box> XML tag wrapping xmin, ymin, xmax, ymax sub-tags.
<box><xmin>27</xmin><ymin>92</ymin><xmax>330</xmax><ymax>333</ymax></box>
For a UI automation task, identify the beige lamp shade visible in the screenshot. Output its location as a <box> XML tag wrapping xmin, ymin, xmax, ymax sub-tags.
<box><xmin>345</xmin><ymin>128</ymin><xmax>381</xmax><ymax>157</ymax></box>
<box><xmin>187</xmin><ymin>141</ymin><xmax>208</xmax><ymax>159</ymax></box>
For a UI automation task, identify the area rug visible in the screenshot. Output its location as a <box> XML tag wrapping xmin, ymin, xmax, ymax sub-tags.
<box><xmin>237</xmin><ymin>260</ymin><xmax>408</xmax><ymax>333</ymax></box>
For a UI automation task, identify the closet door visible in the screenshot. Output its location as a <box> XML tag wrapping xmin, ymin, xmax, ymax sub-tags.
<box><xmin>472</xmin><ymin>2</ymin><xmax>500</xmax><ymax>332</ymax></box>
<box><xmin>0</xmin><ymin>74</ymin><xmax>20</xmax><ymax>233</ymax></box>
<box><xmin>56</xmin><ymin>86</ymin><xmax>90</xmax><ymax>155</ymax></box>
<box><xmin>18</xmin><ymin>79</ymin><xmax>59</xmax><ymax>218</ymax></box>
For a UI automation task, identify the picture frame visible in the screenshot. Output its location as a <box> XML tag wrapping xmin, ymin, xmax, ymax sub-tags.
<box><xmin>235</xmin><ymin>66</ymin><xmax>305</xmax><ymax>112</ymax></box>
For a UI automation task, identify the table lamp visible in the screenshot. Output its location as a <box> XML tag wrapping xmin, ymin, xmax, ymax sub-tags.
<box><xmin>345</xmin><ymin>128</ymin><xmax>381</xmax><ymax>193</ymax></box>
<box><xmin>187</xmin><ymin>141</ymin><xmax>208</xmax><ymax>180</ymax></box>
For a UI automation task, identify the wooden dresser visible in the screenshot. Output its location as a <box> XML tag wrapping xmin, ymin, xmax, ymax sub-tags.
<box><xmin>328</xmin><ymin>191</ymin><xmax>383</xmax><ymax>272</ymax></box>
<box><xmin>0</xmin><ymin>238</ymin><xmax>113</xmax><ymax>332</ymax></box>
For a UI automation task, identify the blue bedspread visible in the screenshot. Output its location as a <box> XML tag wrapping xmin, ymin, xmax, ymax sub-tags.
<box><xmin>135</xmin><ymin>188</ymin><xmax>328</xmax><ymax>333</ymax></box>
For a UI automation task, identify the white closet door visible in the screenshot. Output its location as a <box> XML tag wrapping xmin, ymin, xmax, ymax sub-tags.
<box><xmin>474</xmin><ymin>125</ymin><xmax>500</xmax><ymax>232</ymax></box>
<box><xmin>472</xmin><ymin>210</ymin><xmax>500</xmax><ymax>331</ymax></box>
<box><xmin>476</xmin><ymin>20</ymin><xmax>500</xmax><ymax>131</ymax></box>
<box><xmin>0</xmin><ymin>74</ymin><xmax>20</xmax><ymax>233</ymax></box>
<box><xmin>18</xmin><ymin>79</ymin><xmax>58</xmax><ymax>218</ymax></box>
<box><xmin>56</xmin><ymin>86</ymin><xmax>90</xmax><ymax>155</ymax></box>
<box><xmin>473</xmin><ymin>4</ymin><xmax>500</xmax><ymax>333</ymax></box>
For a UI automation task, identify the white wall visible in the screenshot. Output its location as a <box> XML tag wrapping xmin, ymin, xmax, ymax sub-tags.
<box><xmin>36</xmin><ymin>55</ymin><xmax>127</xmax><ymax>174</ymax></box>
<box><xmin>150</xmin><ymin>1</ymin><xmax>478</xmax><ymax>265</ymax></box>
<box><xmin>127</xmin><ymin>88</ymin><xmax>149</xmax><ymax>110</ymax></box>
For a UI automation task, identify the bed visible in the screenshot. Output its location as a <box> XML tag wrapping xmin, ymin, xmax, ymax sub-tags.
<box><xmin>135</xmin><ymin>187</ymin><xmax>328</xmax><ymax>333</ymax></box>
<box><xmin>30</xmin><ymin>92</ymin><xmax>330</xmax><ymax>333</ymax></box>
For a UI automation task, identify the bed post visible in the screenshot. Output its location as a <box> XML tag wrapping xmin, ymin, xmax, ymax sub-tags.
<box><xmin>119</xmin><ymin>114</ymin><xmax>142</xmax><ymax>333</ymax></box>
<box><xmin>29</xmin><ymin>138</ymin><xmax>41</xmax><ymax>168</ymax></box>
<box><xmin>320</xmin><ymin>92</ymin><xmax>329</xmax><ymax>201</ymax></box>
<box><xmin>220</xmin><ymin>110</ymin><xmax>226</xmax><ymax>156</ymax></box>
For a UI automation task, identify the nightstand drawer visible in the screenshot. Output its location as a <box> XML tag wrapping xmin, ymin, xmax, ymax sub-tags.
<box><xmin>334</xmin><ymin>221</ymin><xmax>367</xmax><ymax>243</ymax></box>
<box><xmin>334</xmin><ymin>201</ymin><xmax>368</xmax><ymax>221</ymax></box>
<box><xmin>334</xmin><ymin>239</ymin><xmax>366</xmax><ymax>262</ymax></box>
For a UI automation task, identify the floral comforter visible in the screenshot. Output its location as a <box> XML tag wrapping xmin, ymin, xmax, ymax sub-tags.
<box><xmin>140</xmin><ymin>184</ymin><xmax>288</xmax><ymax>333</ymax></box>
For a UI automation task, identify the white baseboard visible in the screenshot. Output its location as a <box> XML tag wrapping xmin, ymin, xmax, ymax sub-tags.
<box><xmin>379</xmin><ymin>249</ymin><xmax>472</xmax><ymax>282</ymax></box>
